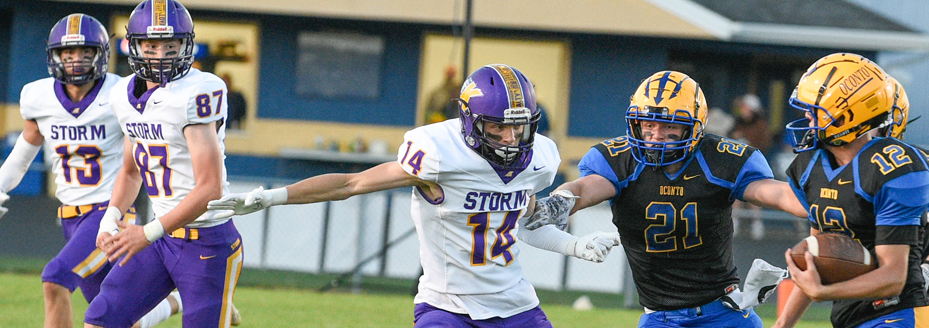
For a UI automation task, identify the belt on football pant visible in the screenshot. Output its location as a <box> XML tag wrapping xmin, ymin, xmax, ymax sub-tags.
<box><xmin>169</xmin><ymin>227</ymin><xmax>200</xmax><ymax>240</ymax></box>
<box><xmin>58</xmin><ymin>204</ymin><xmax>100</xmax><ymax>219</ymax></box>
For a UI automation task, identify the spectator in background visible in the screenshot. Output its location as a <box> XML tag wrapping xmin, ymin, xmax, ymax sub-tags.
<box><xmin>424</xmin><ymin>65</ymin><xmax>460</xmax><ymax>125</ymax></box>
<box><xmin>730</xmin><ymin>94</ymin><xmax>773</xmax><ymax>240</ymax></box>
<box><xmin>704</xmin><ymin>107</ymin><xmax>735</xmax><ymax>137</ymax></box>
<box><xmin>222</xmin><ymin>73</ymin><xmax>247</xmax><ymax>130</ymax></box>
<box><xmin>730</xmin><ymin>94</ymin><xmax>773</xmax><ymax>155</ymax></box>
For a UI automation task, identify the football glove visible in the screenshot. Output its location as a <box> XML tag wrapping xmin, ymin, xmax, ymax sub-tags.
<box><xmin>568</xmin><ymin>232</ymin><xmax>621</xmax><ymax>263</ymax></box>
<box><xmin>525</xmin><ymin>190</ymin><xmax>578</xmax><ymax>231</ymax></box>
<box><xmin>0</xmin><ymin>191</ymin><xmax>9</xmax><ymax>220</ymax></box>
<box><xmin>207</xmin><ymin>186</ymin><xmax>288</xmax><ymax>219</ymax></box>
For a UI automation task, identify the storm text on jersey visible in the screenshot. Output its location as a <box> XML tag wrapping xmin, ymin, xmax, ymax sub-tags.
<box><xmin>125</xmin><ymin>122</ymin><xmax>164</xmax><ymax>140</ymax></box>
<box><xmin>463</xmin><ymin>190</ymin><xmax>530</xmax><ymax>211</ymax></box>
<box><xmin>50</xmin><ymin>124</ymin><xmax>106</xmax><ymax>141</ymax></box>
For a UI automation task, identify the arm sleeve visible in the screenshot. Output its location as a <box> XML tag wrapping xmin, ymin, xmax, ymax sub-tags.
<box><xmin>517</xmin><ymin>218</ymin><xmax>575</xmax><ymax>255</ymax></box>
<box><xmin>0</xmin><ymin>134</ymin><xmax>41</xmax><ymax>193</ymax></box>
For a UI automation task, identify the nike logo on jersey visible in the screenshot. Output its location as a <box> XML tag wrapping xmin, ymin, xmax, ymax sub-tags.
<box><xmin>533</xmin><ymin>166</ymin><xmax>545</xmax><ymax>171</ymax></box>
<box><xmin>153</xmin><ymin>100</ymin><xmax>164</xmax><ymax>104</ymax></box>
<box><xmin>98</xmin><ymin>102</ymin><xmax>108</xmax><ymax>106</ymax></box>
<box><xmin>742</xmin><ymin>311</ymin><xmax>751</xmax><ymax>318</ymax></box>
<box><xmin>200</xmin><ymin>255</ymin><xmax>217</xmax><ymax>260</ymax></box>
<box><xmin>837</xmin><ymin>179</ymin><xmax>852</xmax><ymax>185</ymax></box>
<box><xmin>885</xmin><ymin>319</ymin><xmax>903</xmax><ymax>323</ymax></box>
<box><xmin>683</xmin><ymin>174</ymin><xmax>701</xmax><ymax>180</ymax></box>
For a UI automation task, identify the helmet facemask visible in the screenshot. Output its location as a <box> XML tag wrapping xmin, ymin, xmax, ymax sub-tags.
<box><xmin>462</xmin><ymin>100</ymin><xmax>540</xmax><ymax>168</ymax></box>
<box><xmin>127</xmin><ymin>36</ymin><xmax>195</xmax><ymax>85</ymax></box>
<box><xmin>627</xmin><ymin>106</ymin><xmax>701</xmax><ymax>167</ymax></box>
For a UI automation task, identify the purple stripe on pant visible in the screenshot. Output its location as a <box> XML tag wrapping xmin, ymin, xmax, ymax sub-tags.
<box><xmin>41</xmin><ymin>201</ymin><xmax>119</xmax><ymax>303</ymax></box>
<box><xmin>84</xmin><ymin>220</ymin><xmax>243</xmax><ymax>328</ymax></box>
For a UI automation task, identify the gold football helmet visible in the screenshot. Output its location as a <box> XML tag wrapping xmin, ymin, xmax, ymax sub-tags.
<box><xmin>626</xmin><ymin>71</ymin><xmax>707</xmax><ymax>166</ymax></box>
<box><xmin>786</xmin><ymin>53</ymin><xmax>893</xmax><ymax>152</ymax></box>
<box><xmin>878</xmin><ymin>76</ymin><xmax>909</xmax><ymax>139</ymax></box>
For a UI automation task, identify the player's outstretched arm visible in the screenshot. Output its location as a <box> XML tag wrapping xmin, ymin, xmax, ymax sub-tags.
<box><xmin>518</xmin><ymin>217</ymin><xmax>620</xmax><ymax>263</ymax></box>
<box><xmin>0</xmin><ymin>120</ymin><xmax>43</xmax><ymax>219</ymax></box>
<box><xmin>208</xmin><ymin>161</ymin><xmax>432</xmax><ymax>219</ymax></box>
<box><xmin>741</xmin><ymin>179</ymin><xmax>808</xmax><ymax>218</ymax></box>
<box><xmin>524</xmin><ymin>174</ymin><xmax>616</xmax><ymax>231</ymax></box>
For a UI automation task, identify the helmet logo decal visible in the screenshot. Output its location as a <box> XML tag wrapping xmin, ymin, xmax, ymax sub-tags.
<box><xmin>491</xmin><ymin>64</ymin><xmax>525</xmax><ymax>109</ymax></box>
<box><xmin>154</xmin><ymin>0</ymin><xmax>168</xmax><ymax>26</ymax></box>
<box><xmin>148</xmin><ymin>0</ymin><xmax>174</xmax><ymax>36</ymax></box>
<box><xmin>62</xmin><ymin>14</ymin><xmax>86</xmax><ymax>45</ymax></box>
<box><xmin>460</xmin><ymin>82</ymin><xmax>484</xmax><ymax>115</ymax></box>
<box><xmin>837</xmin><ymin>67</ymin><xmax>872</xmax><ymax>96</ymax></box>
<box><xmin>645</xmin><ymin>71</ymin><xmax>685</xmax><ymax>105</ymax></box>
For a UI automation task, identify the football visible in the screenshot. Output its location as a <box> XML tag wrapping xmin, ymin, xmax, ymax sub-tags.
<box><xmin>790</xmin><ymin>233</ymin><xmax>877</xmax><ymax>285</ymax></box>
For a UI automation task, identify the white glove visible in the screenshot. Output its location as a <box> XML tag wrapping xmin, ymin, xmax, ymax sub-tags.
<box><xmin>525</xmin><ymin>190</ymin><xmax>579</xmax><ymax>231</ymax></box>
<box><xmin>207</xmin><ymin>186</ymin><xmax>288</xmax><ymax>219</ymax></box>
<box><xmin>567</xmin><ymin>232</ymin><xmax>621</xmax><ymax>263</ymax></box>
<box><xmin>0</xmin><ymin>191</ymin><xmax>9</xmax><ymax>220</ymax></box>
<box><xmin>921</xmin><ymin>263</ymin><xmax>929</xmax><ymax>292</ymax></box>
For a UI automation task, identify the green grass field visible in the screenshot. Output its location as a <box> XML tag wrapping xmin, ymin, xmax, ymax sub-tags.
<box><xmin>0</xmin><ymin>257</ymin><xmax>834</xmax><ymax>327</ymax></box>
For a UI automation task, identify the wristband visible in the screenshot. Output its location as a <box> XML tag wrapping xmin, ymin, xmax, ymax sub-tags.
<box><xmin>565</xmin><ymin>237</ymin><xmax>579</xmax><ymax>257</ymax></box>
<box><xmin>97</xmin><ymin>206</ymin><xmax>122</xmax><ymax>237</ymax></box>
<box><xmin>143</xmin><ymin>219</ymin><xmax>166</xmax><ymax>243</ymax></box>
<box><xmin>267</xmin><ymin>187</ymin><xmax>289</xmax><ymax>206</ymax></box>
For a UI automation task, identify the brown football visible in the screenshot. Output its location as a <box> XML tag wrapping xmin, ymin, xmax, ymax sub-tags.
<box><xmin>790</xmin><ymin>233</ymin><xmax>877</xmax><ymax>285</ymax></box>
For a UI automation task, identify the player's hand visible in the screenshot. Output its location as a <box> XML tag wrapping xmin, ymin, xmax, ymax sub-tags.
<box><xmin>571</xmin><ymin>232</ymin><xmax>621</xmax><ymax>263</ymax></box>
<box><xmin>0</xmin><ymin>192</ymin><xmax>9</xmax><ymax>220</ymax></box>
<box><xmin>208</xmin><ymin>187</ymin><xmax>285</xmax><ymax>219</ymax></box>
<box><xmin>525</xmin><ymin>190</ymin><xmax>579</xmax><ymax>231</ymax></box>
<box><xmin>100</xmin><ymin>219</ymin><xmax>152</xmax><ymax>266</ymax></box>
<box><xmin>784</xmin><ymin>249</ymin><xmax>824</xmax><ymax>301</ymax></box>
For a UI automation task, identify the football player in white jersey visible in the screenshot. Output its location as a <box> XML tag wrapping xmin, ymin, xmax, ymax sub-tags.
<box><xmin>86</xmin><ymin>1</ymin><xmax>241</xmax><ymax>327</ymax></box>
<box><xmin>207</xmin><ymin>64</ymin><xmax>621</xmax><ymax>327</ymax></box>
<box><xmin>0</xmin><ymin>14</ymin><xmax>181</xmax><ymax>328</ymax></box>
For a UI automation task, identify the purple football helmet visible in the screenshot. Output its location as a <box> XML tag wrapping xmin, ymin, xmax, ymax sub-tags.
<box><xmin>46</xmin><ymin>14</ymin><xmax>110</xmax><ymax>84</ymax></box>
<box><xmin>125</xmin><ymin>0</ymin><xmax>195</xmax><ymax>84</ymax></box>
<box><xmin>458</xmin><ymin>64</ymin><xmax>540</xmax><ymax>169</ymax></box>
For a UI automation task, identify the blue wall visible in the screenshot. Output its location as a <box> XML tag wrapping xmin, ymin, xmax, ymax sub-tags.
<box><xmin>568</xmin><ymin>35</ymin><xmax>667</xmax><ymax>138</ymax></box>
<box><xmin>257</xmin><ymin>17</ymin><xmax>422</xmax><ymax>126</ymax></box>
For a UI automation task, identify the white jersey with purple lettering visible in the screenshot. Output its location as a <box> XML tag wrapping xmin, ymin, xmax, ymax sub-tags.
<box><xmin>19</xmin><ymin>73</ymin><xmax>123</xmax><ymax>206</ymax></box>
<box><xmin>109</xmin><ymin>69</ymin><xmax>229</xmax><ymax>228</ymax></box>
<box><xmin>400</xmin><ymin>119</ymin><xmax>560</xmax><ymax>320</ymax></box>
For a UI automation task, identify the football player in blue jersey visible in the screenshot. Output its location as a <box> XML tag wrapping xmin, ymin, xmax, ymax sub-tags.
<box><xmin>774</xmin><ymin>53</ymin><xmax>929</xmax><ymax>328</ymax></box>
<box><xmin>524</xmin><ymin>70</ymin><xmax>808</xmax><ymax>327</ymax></box>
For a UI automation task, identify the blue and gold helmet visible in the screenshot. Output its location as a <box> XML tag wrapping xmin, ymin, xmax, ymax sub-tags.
<box><xmin>126</xmin><ymin>0</ymin><xmax>196</xmax><ymax>84</ymax></box>
<box><xmin>626</xmin><ymin>71</ymin><xmax>707</xmax><ymax>167</ymax></box>
<box><xmin>457</xmin><ymin>64</ymin><xmax>540</xmax><ymax>169</ymax></box>
<box><xmin>46</xmin><ymin>14</ymin><xmax>110</xmax><ymax>84</ymax></box>
<box><xmin>786</xmin><ymin>53</ymin><xmax>893</xmax><ymax>152</ymax></box>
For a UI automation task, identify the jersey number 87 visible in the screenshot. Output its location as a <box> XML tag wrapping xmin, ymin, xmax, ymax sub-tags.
<box><xmin>134</xmin><ymin>142</ymin><xmax>173</xmax><ymax>197</ymax></box>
